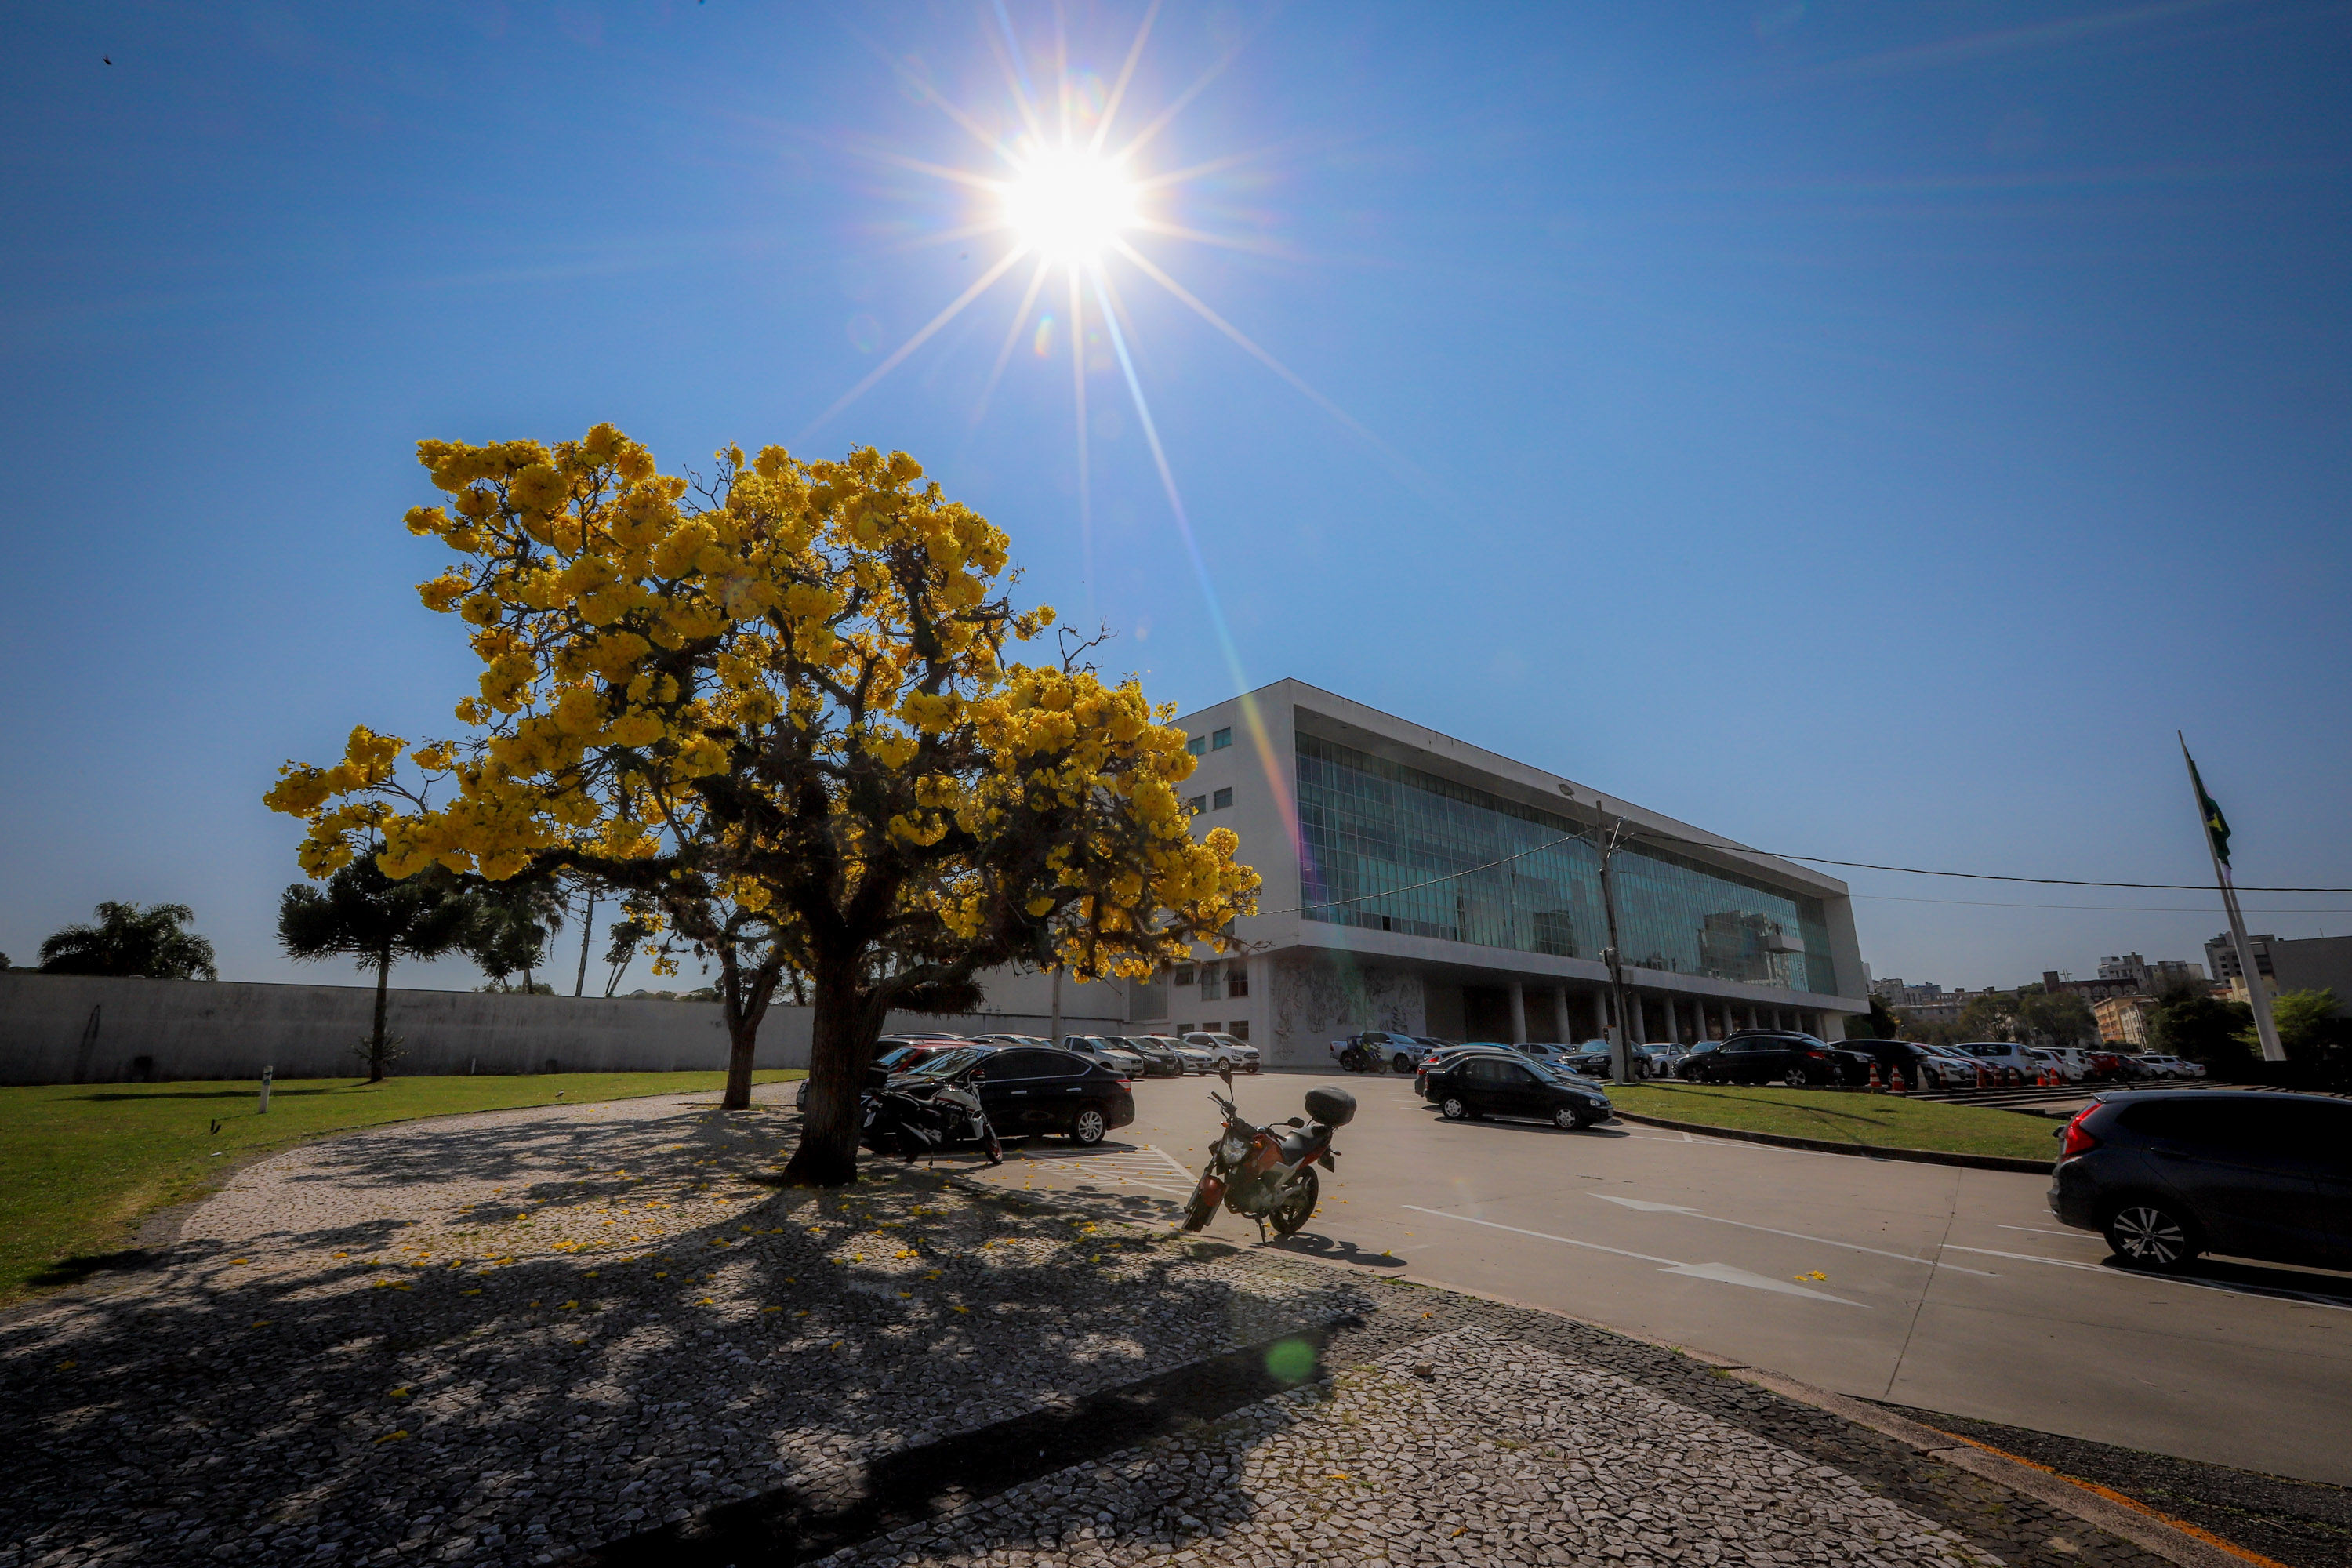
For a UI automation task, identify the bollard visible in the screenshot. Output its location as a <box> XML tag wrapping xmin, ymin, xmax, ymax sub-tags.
<box><xmin>259</xmin><ymin>1065</ymin><xmax>274</xmax><ymax>1115</ymax></box>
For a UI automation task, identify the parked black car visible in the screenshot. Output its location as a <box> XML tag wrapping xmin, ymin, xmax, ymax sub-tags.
<box><xmin>1840</xmin><ymin>1038</ymin><xmax>1944</xmax><ymax>1091</ymax></box>
<box><xmin>796</xmin><ymin>1036</ymin><xmax>971</xmax><ymax>1111</ymax></box>
<box><xmin>1113</xmin><ymin>1035</ymin><xmax>1188</xmax><ymax>1078</ymax></box>
<box><xmin>1417</xmin><ymin>1051</ymin><xmax>1615</xmax><ymax>1130</ymax></box>
<box><xmin>2049</xmin><ymin>1091</ymin><xmax>2352</xmax><ymax>1272</ymax></box>
<box><xmin>1674</xmin><ymin>1031</ymin><xmax>1872</xmax><ymax>1087</ymax></box>
<box><xmin>885</xmin><ymin>1044</ymin><xmax>1137</xmax><ymax>1145</ymax></box>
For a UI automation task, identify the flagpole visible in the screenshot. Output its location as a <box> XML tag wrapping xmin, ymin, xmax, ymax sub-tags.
<box><xmin>2180</xmin><ymin>733</ymin><xmax>2285</xmax><ymax>1063</ymax></box>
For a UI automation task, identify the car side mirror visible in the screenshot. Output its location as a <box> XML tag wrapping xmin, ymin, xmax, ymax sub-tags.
<box><xmin>1218</xmin><ymin>1065</ymin><xmax>1234</xmax><ymax>1087</ymax></box>
<box><xmin>1287</xmin><ymin>1116</ymin><xmax>1305</xmax><ymax>1127</ymax></box>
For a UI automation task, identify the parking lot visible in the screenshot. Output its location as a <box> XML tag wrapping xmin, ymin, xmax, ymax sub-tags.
<box><xmin>965</xmin><ymin>1069</ymin><xmax>2352</xmax><ymax>1486</ymax></box>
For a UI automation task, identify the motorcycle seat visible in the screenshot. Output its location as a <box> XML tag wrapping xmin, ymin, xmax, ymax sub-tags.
<box><xmin>1276</xmin><ymin>1123</ymin><xmax>1327</xmax><ymax>1163</ymax></box>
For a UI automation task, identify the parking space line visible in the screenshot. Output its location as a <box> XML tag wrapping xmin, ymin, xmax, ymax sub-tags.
<box><xmin>1403</xmin><ymin>1205</ymin><xmax>1866</xmax><ymax>1306</ymax></box>
<box><xmin>1592</xmin><ymin>1195</ymin><xmax>1996</xmax><ymax>1276</ymax></box>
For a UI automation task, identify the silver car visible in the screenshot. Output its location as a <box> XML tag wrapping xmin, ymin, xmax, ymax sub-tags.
<box><xmin>1183</xmin><ymin>1031</ymin><xmax>1261</xmax><ymax>1073</ymax></box>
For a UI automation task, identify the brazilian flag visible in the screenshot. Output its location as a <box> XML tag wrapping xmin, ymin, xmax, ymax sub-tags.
<box><xmin>2186</xmin><ymin>751</ymin><xmax>2232</xmax><ymax>866</ymax></box>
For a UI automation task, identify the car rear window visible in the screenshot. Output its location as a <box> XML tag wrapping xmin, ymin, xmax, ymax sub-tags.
<box><xmin>2116</xmin><ymin>1096</ymin><xmax>2344</xmax><ymax>1155</ymax></box>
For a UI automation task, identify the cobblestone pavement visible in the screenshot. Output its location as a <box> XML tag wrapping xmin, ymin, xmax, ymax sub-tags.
<box><xmin>2</xmin><ymin>1094</ymin><xmax>2189</xmax><ymax>1568</ymax></box>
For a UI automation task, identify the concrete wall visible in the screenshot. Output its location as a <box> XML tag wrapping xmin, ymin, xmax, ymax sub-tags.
<box><xmin>2270</xmin><ymin>935</ymin><xmax>2352</xmax><ymax>1016</ymax></box>
<box><xmin>0</xmin><ymin>972</ymin><xmax>1125</xmax><ymax>1085</ymax></box>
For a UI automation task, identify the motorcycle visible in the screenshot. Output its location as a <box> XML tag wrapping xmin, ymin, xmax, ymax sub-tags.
<box><xmin>1330</xmin><ymin>1038</ymin><xmax>1379</xmax><ymax>1074</ymax></box>
<box><xmin>1181</xmin><ymin>1069</ymin><xmax>1356</xmax><ymax>1240</ymax></box>
<box><xmin>862</xmin><ymin>1075</ymin><xmax>1004</xmax><ymax>1167</ymax></box>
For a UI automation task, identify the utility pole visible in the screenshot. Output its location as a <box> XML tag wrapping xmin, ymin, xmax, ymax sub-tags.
<box><xmin>2180</xmin><ymin>735</ymin><xmax>2283</xmax><ymax>1062</ymax></box>
<box><xmin>1050</xmin><ymin>967</ymin><xmax>1064</xmax><ymax>1049</ymax></box>
<box><xmin>1567</xmin><ymin>789</ymin><xmax>1639</xmax><ymax>1084</ymax></box>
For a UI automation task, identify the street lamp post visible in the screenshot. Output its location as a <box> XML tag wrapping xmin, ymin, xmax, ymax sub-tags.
<box><xmin>1565</xmin><ymin>788</ymin><xmax>1639</xmax><ymax>1085</ymax></box>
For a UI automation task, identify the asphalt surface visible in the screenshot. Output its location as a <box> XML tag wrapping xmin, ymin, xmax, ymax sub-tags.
<box><xmin>966</xmin><ymin>1069</ymin><xmax>2352</xmax><ymax>1490</ymax></box>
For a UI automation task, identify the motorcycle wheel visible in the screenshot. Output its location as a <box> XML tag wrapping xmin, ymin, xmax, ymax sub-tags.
<box><xmin>984</xmin><ymin>1134</ymin><xmax>1004</xmax><ymax>1167</ymax></box>
<box><xmin>1269</xmin><ymin>1167</ymin><xmax>1319</xmax><ymax>1236</ymax></box>
<box><xmin>1181</xmin><ymin>1181</ymin><xmax>1218</xmax><ymax>1232</ymax></box>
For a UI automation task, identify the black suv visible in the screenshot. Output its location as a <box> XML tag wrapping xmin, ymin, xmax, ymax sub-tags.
<box><xmin>1674</xmin><ymin>1031</ymin><xmax>1871</xmax><ymax>1087</ymax></box>
<box><xmin>885</xmin><ymin>1044</ymin><xmax>1137</xmax><ymax>1145</ymax></box>
<box><xmin>2049</xmin><ymin>1091</ymin><xmax>2352</xmax><ymax>1272</ymax></box>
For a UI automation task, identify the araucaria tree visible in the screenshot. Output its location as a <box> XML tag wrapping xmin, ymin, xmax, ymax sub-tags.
<box><xmin>278</xmin><ymin>855</ymin><xmax>477</xmax><ymax>1080</ymax></box>
<box><xmin>264</xmin><ymin>426</ymin><xmax>1258</xmax><ymax>1184</ymax></box>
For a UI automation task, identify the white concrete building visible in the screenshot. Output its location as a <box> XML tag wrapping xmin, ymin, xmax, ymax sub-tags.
<box><xmin>1131</xmin><ymin>681</ymin><xmax>1870</xmax><ymax>1063</ymax></box>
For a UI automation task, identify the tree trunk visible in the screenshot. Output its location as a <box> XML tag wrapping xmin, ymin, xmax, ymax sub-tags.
<box><xmin>780</xmin><ymin>963</ymin><xmax>881</xmax><ymax>1186</ymax></box>
<box><xmin>716</xmin><ymin>942</ymin><xmax>785</xmax><ymax>1112</ymax></box>
<box><xmin>368</xmin><ymin>946</ymin><xmax>391</xmax><ymax>1083</ymax></box>
<box><xmin>573</xmin><ymin>887</ymin><xmax>595</xmax><ymax>996</ymax></box>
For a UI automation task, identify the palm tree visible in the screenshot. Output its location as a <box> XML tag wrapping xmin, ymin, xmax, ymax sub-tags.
<box><xmin>278</xmin><ymin>855</ymin><xmax>476</xmax><ymax>1081</ymax></box>
<box><xmin>40</xmin><ymin>902</ymin><xmax>218</xmax><ymax>979</ymax></box>
<box><xmin>459</xmin><ymin>876</ymin><xmax>564</xmax><ymax>993</ymax></box>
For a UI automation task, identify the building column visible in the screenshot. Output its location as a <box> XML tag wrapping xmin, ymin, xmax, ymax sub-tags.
<box><xmin>1249</xmin><ymin>954</ymin><xmax>1276</xmax><ymax>1057</ymax></box>
<box><xmin>1553</xmin><ymin>985</ymin><xmax>1571</xmax><ymax>1042</ymax></box>
<box><xmin>1508</xmin><ymin>979</ymin><xmax>1528</xmax><ymax>1044</ymax></box>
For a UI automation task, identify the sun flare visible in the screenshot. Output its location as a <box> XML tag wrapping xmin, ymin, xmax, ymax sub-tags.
<box><xmin>1001</xmin><ymin>146</ymin><xmax>1138</xmax><ymax>267</ymax></box>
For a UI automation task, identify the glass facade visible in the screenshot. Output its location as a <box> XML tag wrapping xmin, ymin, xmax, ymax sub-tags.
<box><xmin>1294</xmin><ymin>732</ymin><xmax>1839</xmax><ymax>994</ymax></box>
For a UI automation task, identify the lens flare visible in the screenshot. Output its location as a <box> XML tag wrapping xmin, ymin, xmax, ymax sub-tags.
<box><xmin>1002</xmin><ymin>146</ymin><xmax>1138</xmax><ymax>265</ymax></box>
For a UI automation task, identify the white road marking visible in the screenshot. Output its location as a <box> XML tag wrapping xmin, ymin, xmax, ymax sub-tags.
<box><xmin>1402</xmin><ymin>1205</ymin><xmax>1865</xmax><ymax>1306</ymax></box>
<box><xmin>1591</xmin><ymin>1194</ymin><xmax>1996</xmax><ymax>1275</ymax></box>
<box><xmin>990</xmin><ymin>1145</ymin><xmax>1196</xmax><ymax>1196</ymax></box>
<box><xmin>1940</xmin><ymin>1246</ymin><xmax>2352</xmax><ymax>1311</ymax></box>
<box><xmin>2001</xmin><ymin>1224</ymin><xmax>2101</xmax><ymax>1240</ymax></box>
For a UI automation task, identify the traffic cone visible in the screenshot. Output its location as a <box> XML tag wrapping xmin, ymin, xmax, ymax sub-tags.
<box><xmin>1889</xmin><ymin>1064</ymin><xmax>1907</xmax><ymax>1094</ymax></box>
<box><xmin>1867</xmin><ymin>1061</ymin><xmax>1882</xmax><ymax>1093</ymax></box>
<box><xmin>1975</xmin><ymin>1062</ymin><xmax>1989</xmax><ymax>1091</ymax></box>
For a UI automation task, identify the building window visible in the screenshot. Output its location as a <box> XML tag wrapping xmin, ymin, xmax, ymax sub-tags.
<box><xmin>1176</xmin><ymin>1022</ymin><xmax>1192</xmax><ymax>1033</ymax></box>
<box><xmin>1171</xmin><ymin>965</ymin><xmax>1195</xmax><ymax>986</ymax></box>
<box><xmin>1187</xmin><ymin>794</ymin><xmax>1207</xmax><ymax>815</ymax></box>
<box><xmin>1292</xmin><ymin>729</ymin><xmax>1838</xmax><ymax>993</ymax></box>
<box><xmin>1227</xmin><ymin>964</ymin><xmax>1249</xmax><ymax>999</ymax></box>
<box><xmin>1211</xmin><ymin>728</ymin><xmax>1232</xmax><ymax>750</ymax></box>
<box><xmin>1212</xmin><ymin>787</ymin><xmax>1233</xmax><ymax>810</ymax></box>
<box><xmin>1186</xmin><ymin>735</ymin><xmax>1207</xmax><ymax>757</ymax></box>
<box><xmin>1199</xmin><ymin>964</ymin><xmax>1224</xmax><ymax>1000</ymax></box>
<box><xmin>1229</xmin><ymin>1019</ymin><xmax>1249</xmax><ymax>1040</ymax></box>
<box><xmin>1200</xmin><ymin>1022</ymin><xmax>1221</xmax><ymax>1033</ymax></box>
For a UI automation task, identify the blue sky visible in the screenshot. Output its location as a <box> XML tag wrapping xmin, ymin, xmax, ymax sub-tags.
<box><xmin>3</xmin><ymin>0</ymin><xmax>2347</xmax><ymax>996</ymax></box>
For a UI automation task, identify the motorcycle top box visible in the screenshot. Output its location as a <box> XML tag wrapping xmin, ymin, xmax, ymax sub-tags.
<box><xmin>1302</xmin><ymin>1085</ymin><xmax>1357</xmax><ymax>1127</ymax></box>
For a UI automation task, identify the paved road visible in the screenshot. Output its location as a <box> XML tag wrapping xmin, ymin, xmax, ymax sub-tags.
<box><xmin>965</xmin><ymin>1071</ymin><xmax>2352</xmax><ymax>1486</ymax></box>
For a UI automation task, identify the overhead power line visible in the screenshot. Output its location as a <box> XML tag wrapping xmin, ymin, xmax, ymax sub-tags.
<box><xmin>1738</xmin><ymin>852</ymin><xmax>2352</xmax><ymax>895</ymax></box>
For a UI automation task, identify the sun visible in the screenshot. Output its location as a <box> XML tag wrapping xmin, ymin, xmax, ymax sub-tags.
<box><xmin>1001</xmin><ymin>145</ymin><xmax>1138</xmax><ymax>267</ymax></box>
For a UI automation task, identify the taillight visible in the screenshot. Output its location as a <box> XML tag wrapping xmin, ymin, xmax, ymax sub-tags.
<box><xmin>2058</xmin><ymin>1109</ymin><xmax>2100</xmax><ymax>1161</ymax></box>
<box><xmin>1114</xmin><ymin>1076</ymin><xmax>1131</xmax><ymax>1087</ymax></box>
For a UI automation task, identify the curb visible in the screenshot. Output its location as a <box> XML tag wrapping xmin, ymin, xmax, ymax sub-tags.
<box><xmin>1610</xmin><ymin>1109</ymin><xmax>2053</xmax><ymax>1173</ymax></box>
<box><xmin>1721</xmin><ymin>1366</ymin><xmax>2285</xmax><ymax>1568</ymax></box>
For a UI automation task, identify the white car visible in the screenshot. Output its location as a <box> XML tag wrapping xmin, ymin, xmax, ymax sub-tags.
<box><xmin>2138</xmin><ymin>1054</ymin><xmax>2206</xmax><ymax>1079</ymax></box>
<box><xmin>2028</xmin><ymin>1047</ymin><xmax>2089</xmax><ymax>1083</ymax></box>
<box><xmin>1910</xmin><ymin>1044</ymin><xmax>1988</xmax><ymax>1088</ymax></box>
<box><xmin>1061</xmin><ymin>1035</ymin><xmax>1145</xmax><ymax>1075</ymax></box>
<box><xmin>1950</xmin><ymin>1040</ymin><xmax>2042</xmax><ymax>1083</ymax></box>
<box><xmin>1184</xmin><ymin>1031</ymin><xmax>1261</xmax><ymax>1073</ymax></box>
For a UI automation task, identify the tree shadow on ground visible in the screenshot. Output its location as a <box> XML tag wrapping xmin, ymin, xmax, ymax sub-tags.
<box><xmin>0</xmin><ymin>1100</ymin><xmax>1375</xmax><ymax>1567</ymax></box>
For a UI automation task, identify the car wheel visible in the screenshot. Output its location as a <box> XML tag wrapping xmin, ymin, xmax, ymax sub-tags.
<box><xmin>1441</xmin><ymin>1096</ymin><xmax>1473</xmax><ymax>1121</ymax></box>
<box><xmin>1782</xmin><ymin>1066</ymin><xmax>1809</xmax><ymax>1089</ymax></box>
<box><xmin>1270</xmin><ymin>1168</ymin><xmax>1319</xmax><ymax>1236</ymax></box>
<box><xmin>1392</xmin><ymin>1052</ymin><xmax>1414</xmax><ymax>1074</ymax></box>
<box><xmin>1070</xmin><ymin>1105</ymin><xmax>1108</xmax><ymax>1146</ymax></box>
<box><xmin>795</xmin><ymin>1081</ymin><xmax>809</xmax><ymax>1111</ymax></box>
<box><xmin>1552</xmin><ymin>1105</ymin><xmax>1584</xmax><ymax>1131</ymax></box>
<box><xmin>2105</xmin><ymin>1203</ymin><xmax>2200</xmax><ymax>1271</ymax></box>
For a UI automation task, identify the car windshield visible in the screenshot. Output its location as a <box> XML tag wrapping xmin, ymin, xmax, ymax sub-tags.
<box><xmin>902</xmin><ymin>1047</ymin><xmax>989</xmax><ymax>1079</ymax></box>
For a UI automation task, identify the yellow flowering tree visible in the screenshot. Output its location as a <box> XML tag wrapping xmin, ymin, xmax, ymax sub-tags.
<box><xmin>264</xmin><ymin>425</ymin><xmax>1258</xmax><ymax>1185</ymax></box>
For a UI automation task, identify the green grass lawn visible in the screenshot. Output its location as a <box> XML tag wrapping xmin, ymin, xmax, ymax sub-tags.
<box><xmin>0</xmin><ymin>1070</ymin><xmax>803</xmax><ymax>1309</ymax></box>
<box><xmin>1607</xmin><ymin>1082</ymin><xmax>2061</xmax><ymax>1163</ymax></box>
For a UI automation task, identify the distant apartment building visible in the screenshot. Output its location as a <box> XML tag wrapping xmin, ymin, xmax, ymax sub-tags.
<box><xmin>2094</xmin><ymin>993</ymin><xmax>2155</xmax><ymax>1046</ymax></box>
<box><xmin>2205</xmin><ymin>934</ymin><xmax>2278</xmax><ymax>985</ymax></box>
<box><xmin>2041</xmin><ymin>971</ymin><xmax>2142</xmax><ymax>1004</ymax></box>
<box><xmin>1872</xmin><ymin>978</ymin><xmax>1948</xmax><ymax>1010</ymax></box>
<box><xmin>2096</xmin><ymin>953</ymin><xmax>2206</xmax><ymax>991</ymax></box>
